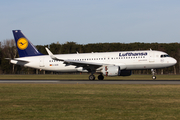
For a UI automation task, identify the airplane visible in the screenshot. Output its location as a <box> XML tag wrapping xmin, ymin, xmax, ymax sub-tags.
<box><xmin>8</xmin><ymin>30</ymin><xmax>177</xmax><ymax>80</ymax></box>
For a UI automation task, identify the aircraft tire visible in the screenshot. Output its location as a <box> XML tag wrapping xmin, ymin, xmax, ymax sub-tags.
<box><xmin>98</xmin><ymin>75</ymin><xmax>104</xmax><ymax>80</ymax></box>
<box><xmin>152</xmin><ymin>76</ymin><xmax>156</xmax><ymax>80</ymax></box>
<box><xmin>89</xmin><ymin>75</ymin><xmax>95</xmax><ymax>80</ymax></box>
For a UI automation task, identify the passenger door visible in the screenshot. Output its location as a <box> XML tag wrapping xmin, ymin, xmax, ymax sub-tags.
<box><xmin>39</xmin><ymin>58</ymin><xmax>45</xmax><ymax>67</ymax></box>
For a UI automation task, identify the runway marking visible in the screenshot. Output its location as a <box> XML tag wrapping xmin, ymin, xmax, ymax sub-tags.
<box><xmin>0</xmin><ymin>80</ymin><xmax>59</xmax><ymax>83</ymax></box>
<box><xmin>1</xmin><ymin>80</ymin><xmax>180</xmax><ymax>84</ymax></box>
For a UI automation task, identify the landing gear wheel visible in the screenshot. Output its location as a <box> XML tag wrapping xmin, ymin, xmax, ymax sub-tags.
<box><xmin>152</xmin><ymin>76</ymin><xmax>156</xmax><ymax>80</ymax></box>
<box><xmin>98</xmin><ymin>75</ymin><xmax>104</xmax><ymax>80</ymax></box>
<box><xmin>151</xmin><ymin>69</ymin><xmax>156</xmax><ymax>80</ymax></box>
<box><xmin>89</xmin><ymin>75</ymin><xmax>95</xmax><ymax>80</ymax></box>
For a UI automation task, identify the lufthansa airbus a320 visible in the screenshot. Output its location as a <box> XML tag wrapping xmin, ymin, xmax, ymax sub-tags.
<box><xmin>7</xmin><ymin>30</ymin><xmax>177</xmax><ymax>80</ymax></box>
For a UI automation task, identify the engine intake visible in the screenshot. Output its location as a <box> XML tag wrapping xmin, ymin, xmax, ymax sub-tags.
<box><xmin>101</xmin><ymin>65</ymin><xmax>132</xmax><ymax>76</ymax></box>
<box><xmin>102</xmin><ymin>65</ymin><xmax>121</xmax><ymax>76</ymax></box>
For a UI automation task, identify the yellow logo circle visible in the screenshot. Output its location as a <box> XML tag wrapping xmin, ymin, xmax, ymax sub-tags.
<box><xmin>17</xmin><ymin>38</ymin><xmax>28</xmax><ymax>50</ymax></box>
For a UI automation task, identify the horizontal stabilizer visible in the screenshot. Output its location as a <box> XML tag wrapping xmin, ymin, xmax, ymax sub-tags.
<box><xmin>5</xmin><ymin>58</ymin><xmax>30</xmax><ymax>63</ymax></box>
<box><xmin>13</xmin><ymin>58</ymin><xmax>30</xmax><ymax>62</ymax></box>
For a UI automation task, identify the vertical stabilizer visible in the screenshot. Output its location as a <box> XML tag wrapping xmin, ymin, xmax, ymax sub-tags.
<box><xmin>12</xmin><ymin>30</ymin><xmax>43</xmax><ymax>57</ymax></box>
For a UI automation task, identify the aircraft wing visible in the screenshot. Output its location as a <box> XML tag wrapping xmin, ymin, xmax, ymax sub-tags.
<box><xmin>63</xmin><ymin>59</ymin><xmax>103</xmax><ymax>67</ymax></box>
<box><xmin>45</xmin><ymin>47</ymin><xmax>104</xmax><ymax>71</ymax></box>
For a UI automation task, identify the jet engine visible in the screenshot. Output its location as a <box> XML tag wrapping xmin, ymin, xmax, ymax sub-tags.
<box><xmin>101</xmin><ymin>65</ymin><xmax>132</xmax><ymax>76</ymax></box>
<box><xmin>102</xmin><ymin>65</ymin><xmax>121</xmax><ymax>76</ymax></box>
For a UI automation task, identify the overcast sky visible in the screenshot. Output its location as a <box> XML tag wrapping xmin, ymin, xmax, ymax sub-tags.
<box><xmin>0</xmin><ymin>0</ymin><xmax>180</xmax><ymax>45</ymax></box>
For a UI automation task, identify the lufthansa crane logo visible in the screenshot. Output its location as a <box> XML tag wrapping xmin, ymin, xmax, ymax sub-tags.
<box><xmin>17</xmin><ymin>38</ymin><xmax>28</xmax><ymax>50</ymax></box>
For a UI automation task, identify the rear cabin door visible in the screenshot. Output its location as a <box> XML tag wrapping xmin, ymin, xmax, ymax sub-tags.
<box><xmin>39</xmin><ymin>58</ymin><xmax>45</xmax><ymax>67</ymax></box>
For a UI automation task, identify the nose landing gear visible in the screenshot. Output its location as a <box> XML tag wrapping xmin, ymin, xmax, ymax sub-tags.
<box><xmin>151</xmin><ymin>69</ymin><xmax>156</xmax><ymax>80</ymax></box>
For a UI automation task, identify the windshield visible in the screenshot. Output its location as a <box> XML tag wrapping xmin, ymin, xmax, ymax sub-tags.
<box><xmin>160</xmin><ymin>54</ymin><xmax>170</xmax><ymax>58</ymax></box>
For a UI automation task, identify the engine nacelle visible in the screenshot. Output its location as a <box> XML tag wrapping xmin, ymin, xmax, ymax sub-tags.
<box><xmin>102</xmin><ymin>65</ymin><xmax>121</xmax><ymax>76</ymax></box>
<box><xmin>120</xmin><ymin>70</ymin><xmax>132</xmax><ymax>76</ymax></box>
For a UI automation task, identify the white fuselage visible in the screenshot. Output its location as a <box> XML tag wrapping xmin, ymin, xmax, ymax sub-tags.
<box><xmin>11</xmin><ymin>50</ymin><xmax>177</xmax><ymax>72</ymax></box>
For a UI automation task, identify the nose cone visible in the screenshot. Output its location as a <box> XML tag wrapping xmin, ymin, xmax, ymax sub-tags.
<box><xmin>171</xmin><ymin>58</ymin><xmax>177</xmax><ymax>65</ymax></box>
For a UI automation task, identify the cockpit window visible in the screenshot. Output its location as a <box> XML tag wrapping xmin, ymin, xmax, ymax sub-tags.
<box><xmin>160</xmin><ymin>54</ymin><xmax>170</xmax><ymax>58</ymax></box>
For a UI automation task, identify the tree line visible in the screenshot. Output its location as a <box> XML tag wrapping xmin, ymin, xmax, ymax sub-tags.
<box><xmin>0</xmin><ymin>39</ymin><xmax>179</xmax><ymax>75</ymax></box>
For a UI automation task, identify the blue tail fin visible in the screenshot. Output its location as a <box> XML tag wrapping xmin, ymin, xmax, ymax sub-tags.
<box><xmin>12</xmin><ymin>30</ymin><xmax>43</xmax><ymax>57</ymax></box>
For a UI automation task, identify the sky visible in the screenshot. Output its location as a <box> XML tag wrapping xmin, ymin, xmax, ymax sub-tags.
<box><xmin>0</xmin><ymin>0</ymin><xmax>180</xmax><ymax>45</ymax></box>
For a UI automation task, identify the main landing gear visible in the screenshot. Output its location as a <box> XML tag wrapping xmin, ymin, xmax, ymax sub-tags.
<box><xmin>98</xmin><ymin>74</ymin><xmax>104</xmax><ymax>80</ymax></box>
<box><xmin>89</xmin><ymin>74</ymin><xmax>104</xmax><ymax>80</ymax></box>
<box><xmin>151</xmin><ymin>69</ymin><xmax>156</xmax><ymax>80</ymax></box>
<box><xmin>89</xmin><ymin>74</ymin><xmax>95</xmax><ymax>80</ymax></box>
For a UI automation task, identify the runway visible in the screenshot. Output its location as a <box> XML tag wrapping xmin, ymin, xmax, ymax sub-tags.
<box><xmin>1</xmin><ymin>80</ymin><xmax>180</xmax><ymax>84</ymax></box>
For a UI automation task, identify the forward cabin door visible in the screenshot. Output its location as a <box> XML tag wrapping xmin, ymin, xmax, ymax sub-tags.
<box><xmin>39</xmin><ymin>58</ymin><xmax>45</xmax><ymax>67</ymax></box>
<box><xmin>149</xmin><ymin>51</ymin><xmax>155</xmax><ymax>62</ymax></box>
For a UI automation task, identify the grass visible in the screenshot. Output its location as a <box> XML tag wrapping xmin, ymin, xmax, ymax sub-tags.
<box><xmin>0</xmin><ymin>84</ymin><xmax>180</xmax><ymax>119</ymax></box>
<box><xmin>0</xmin><ymin>74</ymin><xmax>180</xmax><ymax>80</ymax></box>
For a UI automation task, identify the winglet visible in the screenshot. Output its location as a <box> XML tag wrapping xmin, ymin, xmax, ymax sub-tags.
<box><xmin>45</xmin><ymin>47</ymin><xmax>57</xmax><ymax>59</ymax></box>
<box><xmin>45</xmin><ymin>47</ymin><xmax>64</xmax><ymax>61</ymax></box>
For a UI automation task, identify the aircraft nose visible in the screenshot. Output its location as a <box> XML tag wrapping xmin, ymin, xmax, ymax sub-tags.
<box><xmin>171</xmin><ymin>58</ymin><xmax>177</xmax><ymax>65</ymax></box>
